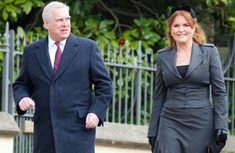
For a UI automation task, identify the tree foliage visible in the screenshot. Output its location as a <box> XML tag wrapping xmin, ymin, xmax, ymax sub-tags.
<box><xmin>0</xmin><ymin>0</ymin><xmax>44</xmax><ymax>28</ymax></box>
<box><xmin>1</xmin><ymin>0</ymin><xmax>235</xmax><ymax>127</ymax></box>
<box><xmin>2</xmin><ymin>0</ymin><xmax>235</xmax><ymax>48</ymax></box>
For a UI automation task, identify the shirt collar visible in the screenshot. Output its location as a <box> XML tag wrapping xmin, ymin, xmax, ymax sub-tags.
<box><xmin>48</xmin><ymin>36</ymin><xmax>67</xmax><ymax>47</ymax></box>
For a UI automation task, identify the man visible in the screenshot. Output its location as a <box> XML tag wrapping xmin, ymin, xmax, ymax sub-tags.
<box><xmin>12</xmin><ymin>1</ymin><xmax>112</xmax><ymax>153</ymax></box>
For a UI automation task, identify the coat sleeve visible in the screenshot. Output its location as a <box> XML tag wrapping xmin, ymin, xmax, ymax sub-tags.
<box><xmin>210</xmin><ymin>46</ymin><xmax>228</xmax><ymax>130</ymax></box>
<box><xmin>148</xmin><ymin>53</ymin><xmax>167</xmax><ymax>137</ymax></box>
<box><xmin>88</xmin><ymin>42</ymin><xmax>113</xmax><ymax>126</ymax></box>
<box><xmin>12</xmin><ymin>46</ymin><xmax>33</xmax><ymax>115</ymax></box>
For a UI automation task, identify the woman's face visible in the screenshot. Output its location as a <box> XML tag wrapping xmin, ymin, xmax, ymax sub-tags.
<box><xmin>170</xmin><ymin>15</ymin><xmax>195</xmax><ymax>45</ymax></box>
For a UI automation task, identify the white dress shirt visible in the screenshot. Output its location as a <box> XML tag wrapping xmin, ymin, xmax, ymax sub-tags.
<box><xmin>48</xmin><ymin>36</ymin><xmax>67</xmax><ymax>67</ymax></box>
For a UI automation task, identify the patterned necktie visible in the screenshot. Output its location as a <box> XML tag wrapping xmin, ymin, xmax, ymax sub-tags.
<box><xmin>54</xmin><ymin>41</ymin><xmax>62</xmax><ymax>73</ymax></box>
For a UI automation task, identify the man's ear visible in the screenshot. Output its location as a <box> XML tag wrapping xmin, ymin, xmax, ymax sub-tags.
<box><xmin>43</xmin><ymin>21</ymin><xmax>48</xmax><ymax>29</ymax></box>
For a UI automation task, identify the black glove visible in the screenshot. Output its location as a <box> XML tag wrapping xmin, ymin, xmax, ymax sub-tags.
<box><xmin>216</xmin><ymin>129</ymin><xmax>227</xmax><ymax>145</ymax></box>
<box><xmin>148</xmin><ymin>137</ymin><xmax>156</xmax><ymax>152</ymax></box>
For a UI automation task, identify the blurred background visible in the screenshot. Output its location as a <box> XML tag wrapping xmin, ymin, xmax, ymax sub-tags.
<box><xmin>0</xmin><ymin>0</ymin><xmax>235</xmax><ymax>153</ymax></box>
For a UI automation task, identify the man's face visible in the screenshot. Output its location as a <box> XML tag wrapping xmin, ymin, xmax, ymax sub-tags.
<box><xmin>43</xmin><ymin>8</ymin><xmax>71</xmax><ymax>41</ymax></box>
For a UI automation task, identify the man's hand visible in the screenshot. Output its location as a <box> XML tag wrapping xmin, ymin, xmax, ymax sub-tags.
<box><xmin>85</xmin><ymin>113</ymin><xmax>99</xmax><ymax>129</ymax></box>
<box><xmin>19</xmin><ymin>97</ymin><xmax>35</xmax><ymax>111</ymax></box>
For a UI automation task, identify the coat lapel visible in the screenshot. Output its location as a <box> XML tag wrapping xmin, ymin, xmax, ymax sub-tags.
<box><xmin>164</xmin><ymin>46</ymin><xmax>182</xmax><ymax>79</ymax></box>
<box><xmin>54</xmin><ymin>34</ymin><xmax>79</xmax><ymax>80</ymax></box>
<box><xmin>35</xmin><ymin>37</ymin><xmax>54</xmax><ymax>80</ymax></box>
<box><xmin>185</xmin><ymin>42</ymin><xmax>203</xmax><ymax>78</ymax></box>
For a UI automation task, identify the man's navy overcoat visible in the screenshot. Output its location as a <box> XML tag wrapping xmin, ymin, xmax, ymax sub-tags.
<box><xmin>13</xmin><ymin>34</ymin><xmax>113</xmax><ymax>153</ymax></box>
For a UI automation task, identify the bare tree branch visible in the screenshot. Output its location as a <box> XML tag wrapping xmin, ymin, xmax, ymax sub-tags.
<box><xmin>98</xmin><ymin>0</ymin><xmax>119</xmax><ymax>32</ymax></box>
<box><xmin>107</xmin><ymin>8</ymin><xmax>141</xmax><ymax>18</ymax></box>
<box><xmin>130</xmin><ymin>0</ymin><xmax>159</xmax><ymax>18</ymax></box>
<box><xmin>134</xmin><ymin>1</ymin><xmax>143</xmax><ymax>17</ymax></box>
<box><xmin>25</xmin><ymin>7</ymin><xmax>44</xmax><ymax>31</ymax></box>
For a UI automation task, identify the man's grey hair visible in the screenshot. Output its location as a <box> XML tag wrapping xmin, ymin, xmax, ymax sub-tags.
<box><xmin>42</xmin><ymin>1</ymin><xmax>70</xmax><ymax>21</ymax></box>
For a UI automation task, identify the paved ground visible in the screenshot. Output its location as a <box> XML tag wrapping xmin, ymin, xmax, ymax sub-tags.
<box><xmin>96</xmin><ymin>145</ymin><xmax>150</xmax><ymax>153</ymax></box>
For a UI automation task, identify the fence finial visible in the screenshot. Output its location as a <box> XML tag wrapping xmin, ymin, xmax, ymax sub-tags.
<box><xmin>4</xmin><ymin>22</ymin><xmax>10</xmax><ymax>44</ymax></box>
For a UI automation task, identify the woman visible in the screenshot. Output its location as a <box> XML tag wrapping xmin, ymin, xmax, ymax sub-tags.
<box><xmin>148</xmin><ymin>5</ymin><xmax>228</xmax><ymax>153</ymax></box>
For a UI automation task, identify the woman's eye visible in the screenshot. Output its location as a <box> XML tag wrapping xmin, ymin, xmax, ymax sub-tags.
<box><xmin>173</xmin><ymin>24</ymin><xmax>179</xmax><ymax>27</ymax></box>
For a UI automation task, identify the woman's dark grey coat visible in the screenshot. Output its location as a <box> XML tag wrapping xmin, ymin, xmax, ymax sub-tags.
<box><xmin>148</xmin><ymin>42</ymin><xmax>228</xmax><ymax>153</ymax></box>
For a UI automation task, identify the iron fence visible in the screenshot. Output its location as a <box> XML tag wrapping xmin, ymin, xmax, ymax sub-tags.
<box><xmin>0</xmin><ymin>22</ymin><xmax>235</xmax><ymax>153</ymax></box>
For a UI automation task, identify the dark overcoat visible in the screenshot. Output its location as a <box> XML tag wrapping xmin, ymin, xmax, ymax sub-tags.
<box><xmin>13</xmin><ymin>34</ymin><xmax>112</xmax><ymax>153</ymax></box>
<box><xmin>148</xmin><ymin>42</ymin><xmax>228</xmax><ymax>153</ymax></box>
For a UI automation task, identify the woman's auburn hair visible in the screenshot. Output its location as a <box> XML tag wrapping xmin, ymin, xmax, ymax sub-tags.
<box><xmin>166</xmin><ymin>10</ymin><xmax>206</xmax><ymax>47</ymax></box>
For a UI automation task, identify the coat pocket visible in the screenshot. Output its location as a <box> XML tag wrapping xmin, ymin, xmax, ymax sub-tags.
<box><xmin>76</xmin><ymin>109</ymin><xmax>88</xmax><ymax>124</ymax></box>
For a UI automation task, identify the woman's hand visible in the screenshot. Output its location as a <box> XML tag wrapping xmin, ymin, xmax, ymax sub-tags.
<box><xmin>148</xmin><ymin>137</ymin><xmax>156</xmax><ymax>152</ymax></box>
<box><xmin>216</xmin><ymin>129</ymin><xmax>227</xmax><ymax>144</ymax></box>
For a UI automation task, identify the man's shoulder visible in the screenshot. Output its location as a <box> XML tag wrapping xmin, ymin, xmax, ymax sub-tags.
<box><xmin>26</xmin><ymin>36</ymin><xmax>47</xmax><ymax>48</ymax></box>
<box><xmin>71</xmin><ymin>34</ymin><xmax>96</xmax><ymax>45</ymax></box>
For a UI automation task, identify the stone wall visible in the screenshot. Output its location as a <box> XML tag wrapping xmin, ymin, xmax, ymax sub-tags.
<box><xmin>9</xmin><ymin>120</ymin><xmax>235</xmax><ymax>153</ymax></box>
<box><xmin>0</xmin><ymin>112</ymin><xmax>20</xmax><ymax>153</ymax></box>
<box><xmin>96</xmin><ymin>122</ymin><xmax>235</xmax><ymax>153</ymax></box>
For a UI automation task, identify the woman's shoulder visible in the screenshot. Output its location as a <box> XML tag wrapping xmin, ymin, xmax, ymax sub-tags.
<box><xmin>199</xmin><ymin>43</ymin><xmax>216</xmax><ymax>50</ymax></box>
<box><xmin>158</xmin><ymin>46</ymin><xmax>174</xmax><ymax>54</ymax></box>
<box><xmin>198</xmin><ymin>43</ymin><xmax>218</xmax><ymax>54</ymax></box>
<box><xmin>199</xmin><ymin>43</ymin><xmax>215</xmax><ymax>47</ymax></box>
<box><xmin>197</xmin><ymin>43</ymin><xmax>220</xmax><ymax>59</ymax></box>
